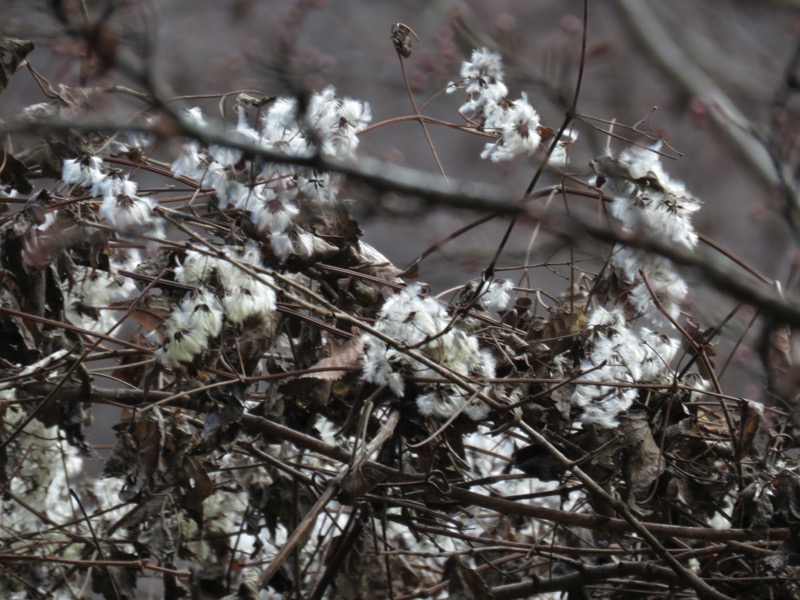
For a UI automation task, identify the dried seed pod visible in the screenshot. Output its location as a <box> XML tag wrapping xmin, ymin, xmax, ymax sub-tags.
<box><xmin>391</xmin><ymin>22</ymin><xmax>420</xmax><ymax>59</ymax></box>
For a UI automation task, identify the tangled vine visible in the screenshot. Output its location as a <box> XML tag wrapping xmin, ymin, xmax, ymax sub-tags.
<box><xmin>2</xmin><ymin>3</ymin><xmax>800</xmax><ymax>599</ymax></box>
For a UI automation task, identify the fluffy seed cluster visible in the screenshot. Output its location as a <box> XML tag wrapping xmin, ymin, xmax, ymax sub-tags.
<box><xmin>63</xmin><ymin>257</ymin><xmax>139</xmax><ymax>333</ymax></box>
<box><xmin>61</xmin><ymin>155</ymin><xmax>104</xmax><ymax>188</ymax></box>
<box><xmin>174</xmin><ymin>243</ymin><xmax>277</xmax><ymax>325</ymax></box>
<box><xmin>572</xmin><ymin>307</ymin><xmax>680</xmax><ymax>429</ymax></box>
<box><xmin>157</xmin><ymin>244</ymin><xmax>276</xmax><ymax>367</ymax></box>
<box><xmin>0</xmin><ymin>389</ymin><xmax>135</xmax><ymax>597</ymax></box>
<box><xmin>1</xmin><ymin>403</ymin><xmax>84</xmax><ymax>534</ymax></box>
<box><xmin>63</xmin><ymin>157</ymin><xmax>164</xmax><ymax>240</ymax></box>
<box><xmin>170</xmin><ymin>87</ymin><xmax>371</xmax><ymax>262</ymax></box>
<box><xmin>97</xmin><ymin>173</ymin><xmax>163</xmax><ymax>238</ymax></box>
<box><xmin>567</xmin><ymin>144</ymin><xmax>704</xmax><ymax>429</ymax></box>
<box><xmin>476</xmin><ymin>278</ymin><xmax>515</xmax><ymax>312</ymax></box>
<box><xmin>480</xmin><ymin>93</ymin><xmax>542</xmax><ymax>162</ymax></box>
<box><xmin>362</xmin><ymin>283</ymin><xmax>495</xmax><ymax>421</ymax></box>
<box><xmin>156</xmin><ymin>290</ymin><xmax>224</xmax><ymax>369</ymax></box>
<box><xmin>448</xmin><ymin>48</ymin><xmax>575</xmax><ymax>164</ymax></box>
<box><xmin>449</xmin><ymin>47</ymin><xmax>509</xmax><ymax>114</ymax></box>
<box><xmin>596</xmin><ymin>144</ymin><xmax>702</xmax><ymax>320</ymax></box>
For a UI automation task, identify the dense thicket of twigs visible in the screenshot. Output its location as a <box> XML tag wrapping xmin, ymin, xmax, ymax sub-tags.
<box><xmin>3</xmin><ymin>2</ymin><xmax>800</xmax><ymax>600</ymax></box>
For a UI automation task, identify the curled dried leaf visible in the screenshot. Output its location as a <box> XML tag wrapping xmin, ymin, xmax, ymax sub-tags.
<box><xmin>301</xmin><ymin>333</ymin><xmax>364</xmax><ymax>381</ymax></box>
<box><xmin>0</xmin><ymin>38</ymin><xmax>34</xmax><ymax>95</ymax></box>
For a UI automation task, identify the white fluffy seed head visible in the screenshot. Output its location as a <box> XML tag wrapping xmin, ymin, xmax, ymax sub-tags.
<box><xmin>362</xmin><ymin>283</ymin><xmax>496</xmax><ymax>421</ymax></box>
<box><xmin>572</xmin><ymin>306</ymin><xmax>680</xmax><ymax>429</ymax></box>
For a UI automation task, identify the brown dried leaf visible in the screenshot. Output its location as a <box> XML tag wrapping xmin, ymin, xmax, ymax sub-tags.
<box><xmin>0</xmin><ymin>150</ymin><xmax>32</xmax><ymax>194</ymax></box>
<box><xmin>444</xmin><ymin>556</ymin><xmax>496</xmax><ymax>600</ymax></box>
<box><xmin>0</xmin><ymin>39</ymin><xmax>34</xmax><ymax>95</ymax></box>
<box><xmin>136</xmin><ymin>515</ymin><xmax>179</xmax><ymax>568</ymax></box>
<box><xmin>0</xmin><ymin>285</ymin><xmax>39</xmax><ymax>361</ymax></box>
<box><xmin>91</xmin><ymin>547</ymin><xmax>139</xmax><ymax>600</ymax></box>
<box><xmin>111</xmin><ymin>333</ymin><xmax>151</xmax><ymax>386</ymax></box>
<box><xmin>536</xmin><ymin>306</ymin><xmax>588</xmax><ymax>357</ymax></box>
<box><xmin>301</xmin><ymin>333</ymin><xmax>364</xmax><ymax>381</ymax></box>
<box><xmin>109</xmin><ymin>300</ymin><xmax>170</xmax><ymax>332</ymax></box>
<box><xmin>195</xmin><ymin>391</ymin><xmax>244</xmax><ymax>453</ymax></box>
<box><xmin>177</xmin><ymin>455</ymin><xmax>214</xmax><ymax>524</ymax></box>
<box><xmin>735</xmin><ymin>481</ymin><xmax>773</xmax><ymax>532</ymax></box>
<box><xmin>104</xmin><ymin>412</ymin><xmax>166</xmax><ymax>502</ymax></box>
<box><xmin>512</xmin><ymin>444</ymin><xmax>566</xmax><ymax>482</ymax></box>
<box><xmin>338</xmin><ymin>464</ymin><xmax>387</xmax><ymax>504</ymax></box>
<box><xmin>772</xmin><ymin>471</ymin><xmax>800</xmax><ymax>526</ymax></box>
<box><xmin>737</xmin><ymin>399</ymin><xmax>768</xmax><ymax>461</ymax></box>
<box><xmin>620</xmin><ymin>411</ymin><xmax>662</xmax><ymax>502</ymax></box>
